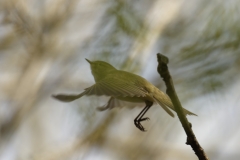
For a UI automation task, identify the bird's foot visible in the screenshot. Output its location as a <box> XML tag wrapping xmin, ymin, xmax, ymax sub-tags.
<box><xmin>134</xmin><ymin>117</ymin><xmax>150</xmax><ymax>132</ymax></box>
<box><xmin>139</xmin><ymin>117</ymin><xmax>150</xmax><ymax>122</ymax></box>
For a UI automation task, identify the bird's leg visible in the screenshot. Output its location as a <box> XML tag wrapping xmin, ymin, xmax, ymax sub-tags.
<box><xmin>139</xmin><ymin>101</ymin><xmax>153</xmax><ymax>122</ymax></box>
<box><xmin>134</xmin><ymin>105</ymin><xmax>149</xmax><ymax>121</ymax></box>
<box><xmin>134</xmin><ymin>101</ymin><xmax>153</xmax><ymax>132</ymax></box>
<box><xmin>134</xmin><ymin>105</ymin><xmax>149</xmax><ymax>131</ymax></box>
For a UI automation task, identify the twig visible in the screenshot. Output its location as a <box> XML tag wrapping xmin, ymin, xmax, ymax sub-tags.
<box><xmin>157</xmin><ymin>53</ymin><xmax>209</xmax><ymax>160</ymax></box>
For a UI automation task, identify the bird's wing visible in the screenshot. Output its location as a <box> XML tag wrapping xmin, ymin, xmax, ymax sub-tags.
<box><xmin>97</xmin><ymin>97</ymin><xmax>145</xmax><ymax>111</ymax></box>
<box><xmin>97</xmin><ymin>97</ymin><xmax>119</xmax><ymax>111</ymax></box>
<box><xmin>52</xmin><ymin>77</ymin><xmax>147</xmax><ymax>102</ymax></box>
<box><xmin>83</xmin><ymin>77</ymin><xmax>147</xmax><ymax>97</ymax></box>
<box><xmin>52</xmin><ymin>92</ymin><xmax>85</xmax><ymax>102</ymax></box>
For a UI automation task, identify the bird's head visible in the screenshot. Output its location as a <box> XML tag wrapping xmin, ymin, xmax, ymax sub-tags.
<box><xmin>85</xmin><ymin>59</ymin><xmax>116</xmax><ymax>82</ymax></box>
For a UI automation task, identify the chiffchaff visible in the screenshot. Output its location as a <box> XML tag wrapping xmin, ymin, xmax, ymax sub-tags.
<box><xmin>53</xmin><ymin>59</ymin><xmax>196</xmax><ymax>131</ymax></box>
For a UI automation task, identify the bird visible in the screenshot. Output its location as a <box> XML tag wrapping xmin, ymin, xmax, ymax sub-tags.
<box><xmin>52</xmin><ymin>59</ymin><xmax>197</xmax><ymax>131</ymax></box>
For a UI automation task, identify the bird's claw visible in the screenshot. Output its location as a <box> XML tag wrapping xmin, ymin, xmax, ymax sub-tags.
<box><xmin>135</xmin><ymin>123</ymin><xmax>146</xmax><ymax>132</ymax></box>
<box><xmin>139</xmin><ymin>117</ymin><xmax>150</xmax><ymax>122</ymax></box>
<box><xmin>134</xmin><ymin>117</ymin><xmax>150</xmax><ymax>132</ymax></box>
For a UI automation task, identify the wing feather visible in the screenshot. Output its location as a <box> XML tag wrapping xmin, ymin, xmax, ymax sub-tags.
<box><xmin>83</xmin><ymin>77</ymin><xmax>147</xmax><ymax>98</ymax></box>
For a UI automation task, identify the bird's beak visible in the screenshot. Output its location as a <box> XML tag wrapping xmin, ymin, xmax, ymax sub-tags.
<box><xmin>85</xmin><ymin>59</ymin><xmax>92</xmax><ymax>64</ymax></box>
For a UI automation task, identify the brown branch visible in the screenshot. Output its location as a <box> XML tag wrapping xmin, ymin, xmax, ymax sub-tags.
<box><xmin>156</xmin><ymin>53</ymin><xmax>209</xmax><ymax>160</ymax></box>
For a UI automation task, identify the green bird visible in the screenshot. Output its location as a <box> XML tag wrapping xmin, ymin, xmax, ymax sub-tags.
<box><xmin>52</xmin><ymin>59</ymin><xmax>197</xmax><ymax>131</ymax></box>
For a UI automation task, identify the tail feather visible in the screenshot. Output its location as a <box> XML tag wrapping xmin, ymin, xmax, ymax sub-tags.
<box><xmin>153</xmin><ymin>89</ymin><xmax>197</xmax><ymax>117</ymax></box>
<box><xmin>183</xmin><ymin>109</ymin><xmax>197</xmax><ymax>116</ymax></box>
<box><xmin>164</xmin><ymin>97</ymin><xmax>197</xmax><ymax>116</ymax></box>
<box><xmin>153</xmin><ymin>96</ymin><xmax>175</xmax><ymax>117</ymax></box>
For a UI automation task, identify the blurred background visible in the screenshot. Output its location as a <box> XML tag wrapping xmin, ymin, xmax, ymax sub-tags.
<box><xmin>0</xmin><ymin>0</ymin><xmax>240</xmax><ymax>159</ymax></box>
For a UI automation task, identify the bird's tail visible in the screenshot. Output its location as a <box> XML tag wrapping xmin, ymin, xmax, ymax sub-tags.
<box><xmin>52</xmin><ymin>92</ymin><xmax>85</xmax><ymax>102</ymax></box>
<box><xmin>152</xmin><ymin>95</ymin><xmax>175</xmax><ymax>117</ymax></box>
<box><xmin>152</xmin><ymin>89</ymin><xmax>197</xmax><ymax>117</ymax></box>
